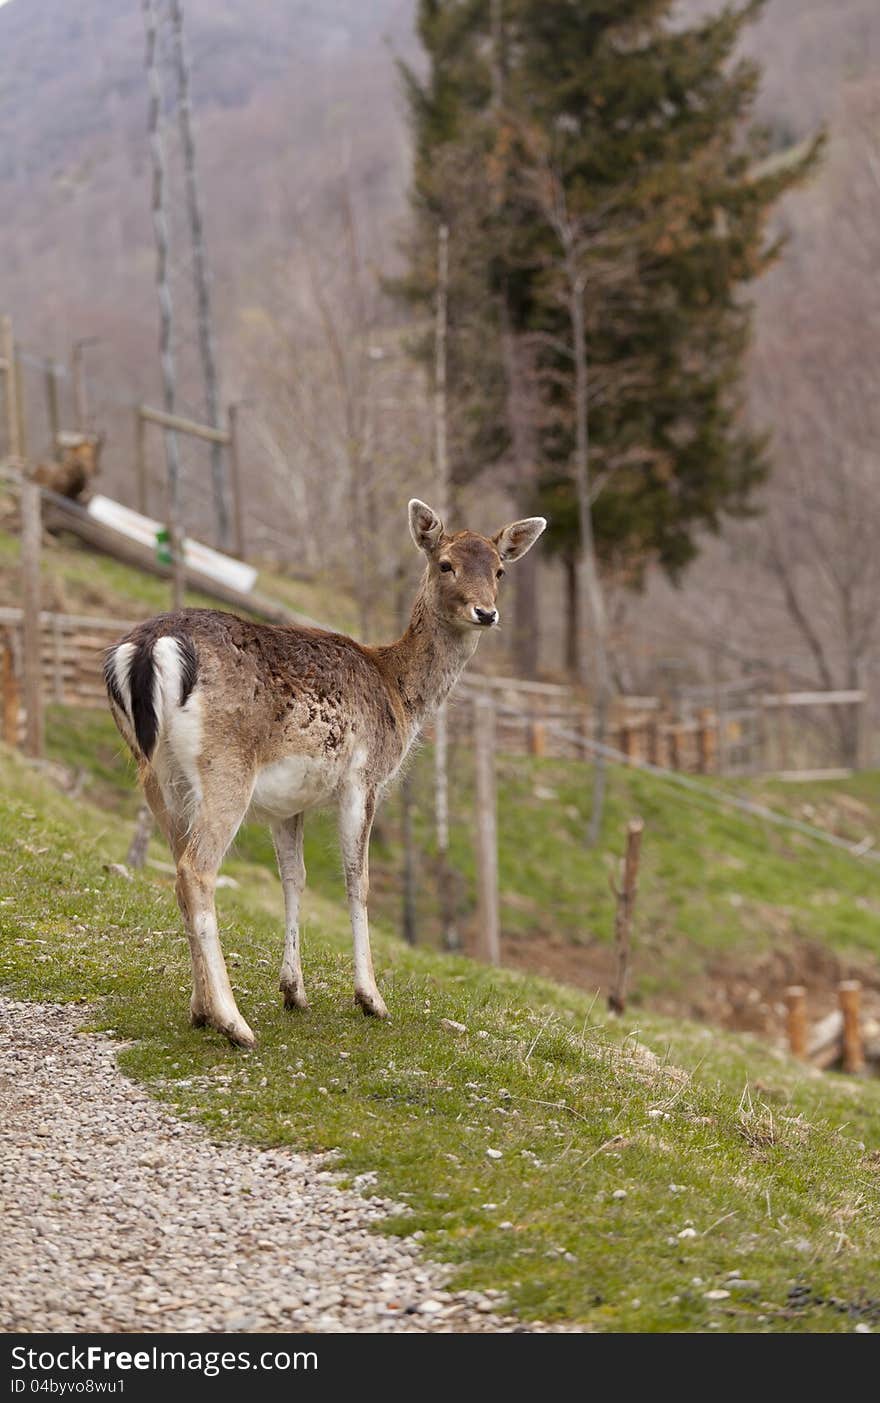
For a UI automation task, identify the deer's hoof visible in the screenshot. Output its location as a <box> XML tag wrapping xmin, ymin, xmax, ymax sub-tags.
<box><xmin>223</xmin><ymin>1016</ymin><xmax>256</xmax><ymax>1049</ymax></box>
<box><xmin>355</xmin><ymin>988</ymin><xmax>389</xmax><ymax>1020</ymax></box>
<box><xmin>281</xmin><ymin>981</ymin><xmax>309</xmax><ymax>1012</ymax></box>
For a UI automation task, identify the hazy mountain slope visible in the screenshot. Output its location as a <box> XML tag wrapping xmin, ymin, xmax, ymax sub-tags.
<box><xmin>0</xmin><ymin>0</ymin><xmax>415</xmax><ymax>391</ymax></box>
<box><xmin>2</xmin><ymin>0</ymin><xmax>879</xmax><ymax>686</ymax></box>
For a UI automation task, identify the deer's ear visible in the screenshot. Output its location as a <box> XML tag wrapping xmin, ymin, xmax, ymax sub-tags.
<box><xmin>493</xmin><ymin>516</ymin><xmax>547</xmax><ymax>562</ymax></box>
<box><xmin>409</xmin><ymin>499</ymin><xmax>445</xmax><ymax>555</ymax></box>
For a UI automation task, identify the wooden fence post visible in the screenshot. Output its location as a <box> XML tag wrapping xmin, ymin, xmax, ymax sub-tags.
<box><xmin>529</xmin><ymin>716</ymin><xmax>546</xmax><ymax>757</ymax></box>
<box><xmin>646</xmin><ymin>716</ymin><xmax>659</xmax><ymax>766</ymax></box>
<box><xmin>853</xmin><ymin>694</ymin><xmax>867</xmax><ymax>771</ymax></box>
<box><xmin>473</xmin><ymin>689</ymin><xmax>500</xmax><ymax>966</ymax></box>
<box><xmin>45</xmin><ymin>361</ymin><xmax>60</xmax><ymax>454</ymax></box>
<box><xmin>1</xmin><ymin>314</ymin><xmax>21</xmax><ymax>460</ymax></box>
<box><xmin>51</xmin><ymin>614</ymin><xmax>64</xmax><ymax>703</ymax></box>
<box><xmin>400</xmin><ymin>772</ymin><xmax>418</xmax><ymax>947</ymax></box>
<box><xmin>1</xmin><ymin>632</ymin><xmax>19</xmax><ymax>746</ymax></box>
<box><xmin>618</xmin><ymin>721</ymin><xmax>633</xmax><ymax>764</ymax></box>
<box><xmin>697</xmin><ymin>708</ymin><xmax>716</xmax><ymax>774</ymax></box>
<box><xmin>608</xmin><ymin>818</ymin><xmax>644</xmax><ymax>1014</ymax></box>
<box><xmin>838</xmin><ymin>980</ymin><xmax>864</xmax><ymax>1075</ymax></box>
<box><xmin>126</xmin><ymin>799</ymin><xmax>154</xmax><ymax>870</ymax></box>
<box><xmin>716</xmin><ymin>691</ymin><xmax>728</xmax><ymax>776</ymax></box>
<box><xmin>784</xmin><ymin>985</ymin><xmax>807</xmax><ymax>1060</ymax></box>
<box><xmin>667</xmin><ymin>726</ymin><xmax>680</xmax><ymax>771</ymax></box>
<box><xmin>434</xmin><ymin>700</ymin><xmax>459</xmax><ymax>951</ymax></box>
<box><xmin>135</xmin><ymin>408</ymin><xmax>148</xmax><ymax>515</ymax></box>
<box><xmin>776</xmin><ymin>673</ymin><xmax>790</xmax><ymax>771</ymax></box>
<box><xmin>71</xmin><ymin>340</ymin><xmax>90</xmax><ymax>433</ymax></box>
<box><xmin>578</xmin><ymin>707</ymin><xmax>590</xmax><ymax>759</ymax></box>
<box><xmin>21</xmin><ymin>476</ymin><xmax>44</xmax><ymax>758</ymax></box>
<box><xmin>227</xmin><ymin>403</ymin><xmax>246</xmax><ymax>560</ymax></box>
<box><xmin>14</xmin><ymin>351</ymin><xmax>27</xmax><ymax>461</ymax></box>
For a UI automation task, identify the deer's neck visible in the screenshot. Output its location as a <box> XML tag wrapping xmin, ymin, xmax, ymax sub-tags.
<box><xmin>376</xmin><ymin>586</ymin><xmax>478</xmax><ymax>734</ymax></box>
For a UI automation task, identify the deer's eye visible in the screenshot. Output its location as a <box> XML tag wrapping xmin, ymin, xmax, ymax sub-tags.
<box><xmin>496</xmin><ymin>568</ymin><xmax>505</xmax><ymax>579</ymax></box>
<box><xmin>439</xmin><ymin>561</ymin><xmax>454</xmax><ymax>573</ymax></box>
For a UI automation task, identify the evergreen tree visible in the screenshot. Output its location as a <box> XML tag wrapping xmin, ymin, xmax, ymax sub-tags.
<box><xmin>399</xmin><ymin>0</ymin><xmax>820</xmax><ymax>669</ymax></box>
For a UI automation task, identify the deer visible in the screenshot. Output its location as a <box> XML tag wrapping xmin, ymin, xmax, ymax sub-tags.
<box><xmin>103</xmin><ymin>499</ymin><xmax>546</xmax><ymax>1047</ymax></box>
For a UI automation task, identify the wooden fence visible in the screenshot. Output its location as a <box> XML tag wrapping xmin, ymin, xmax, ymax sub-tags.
<box><xmin>452</xmin><ymin>673</ymin><xmax>865</xmax><ymax>776</ymax></box>
<box><xmin>0</xmin><ymin>609</ymin><xmax>131</xmax><ymax>740</ymax></box>
<box><xmin>0</xmin><ymin>607</ymin><xmax>865</xmax><ymax>780</ymax></box>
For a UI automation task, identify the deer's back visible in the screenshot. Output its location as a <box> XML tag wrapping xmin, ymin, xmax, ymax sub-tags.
<box><xmin>113</xmin><ymin>609</ymin><xmax>407</xmax><ymax>794</ymax></box>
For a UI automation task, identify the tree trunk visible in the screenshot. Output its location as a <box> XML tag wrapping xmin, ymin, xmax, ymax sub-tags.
<box><xmin>564</xmin><ymin>552</ymin><xmax>579</xmax><ymax>677</ymax></box>
<box><xmin>569</xmin><ymin>262</ymin><xmax>612</xmax><ymax>846</ymax></box>
<box><xmin>513</xmin><ymin>549</ymin><xmax>539</xmax><ymax>677</ymax></box>
<box><xmin>433</xmin><ymin>223</ymin><xmax>458</xmax><ymax>948</ymax></box>
<box><xmin>170</xmin><ymin>0</ymin><xmax>229</xmax><ymax>549</ymax></box>
<box><xmin>500</xmin><ymin>294</ymin><xmax>540</xmax><ymax>677</ymax></box>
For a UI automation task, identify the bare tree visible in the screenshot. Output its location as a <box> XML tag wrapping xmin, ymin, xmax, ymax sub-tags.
<box><xmin>491</xmin><ymin>0</ymin><xmax>543</xmax><ymax>676</ymax></box>
<box><xmin>522</xmin><ymin>149</ymin><xmax>616</xmax><ymax>843</ymax></box>
<box><xmin>169</xmin><ymin>0</ymin><xmax>229</xmax><ymax>549</ymax></box>
<box><xmin>742</xmin><ymin>79</ymin><xmax>880</xmax><ymax>764</ymax></box>
<box><xmin>251</xmin><ymin>182</ymin><xmax>424</xmax><ymax>639</ymax></box>
<box><xmin>432</xmin><ymin>223</ymin><xmax>459</xmax><ymax>950</ymax></box>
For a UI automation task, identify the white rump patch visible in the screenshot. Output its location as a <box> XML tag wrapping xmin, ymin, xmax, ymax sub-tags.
<box><xmin>112</xmin><ymin>641</ymin><xmax>136</xmax><ymax>718</ymax></box>
<box><xmin>150</xmin><ymin>636</ymin><xmax>203</xmax><ymax>826</ymax></box>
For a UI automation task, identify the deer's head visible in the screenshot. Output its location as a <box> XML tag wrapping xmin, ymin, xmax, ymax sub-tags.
<box><xmin>409</xmin><ymin>498</ymin><xmax>546</xmax><ymax>633</ymax></box>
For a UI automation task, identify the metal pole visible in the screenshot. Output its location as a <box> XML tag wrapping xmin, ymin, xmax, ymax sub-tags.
<box><xmin>143</xmin><ymin>0</ymin><xmax>185</xmax><ymax>610</ymax></box>
<box><xmin>169</xmin><ymin>0</ymin><xmax>229</xmax><ymax>549</ymax></box>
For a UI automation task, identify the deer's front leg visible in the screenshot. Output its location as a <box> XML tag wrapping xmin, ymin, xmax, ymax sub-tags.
<box><xmin>338</xmin><ymin>783</ymin><xmax>388</xmax><ymax>1019</ymax></box>
<box><xmin>272</xmin><ymin>814</ymin><xmax>308</xmax><ymax>1011</ymax></box>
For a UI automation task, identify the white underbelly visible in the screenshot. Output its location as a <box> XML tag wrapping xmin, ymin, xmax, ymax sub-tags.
<box><xmin>249</xmin><ymin>753</ymin><xmax>341</xmax><ymax>821</ymax></box>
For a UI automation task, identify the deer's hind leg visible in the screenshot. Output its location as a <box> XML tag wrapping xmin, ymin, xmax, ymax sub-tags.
<box><xmin>140</xmin><ymin>768</ymin><xmax>222</xmax><ymax>1037</ymax></box>
<box><xmin>272</xmin><ymin>813</ymin><xmax>308</xmax><ymax>1011</ymax></box>
<box><xmin>171</xmin><ymin>768</ymin><xmax>256</xmax><ymax>1048</ymax></box>
<box><xmin>338</xmin><ymin>782</ymin><xmax>388</xmax><ymax>1019</ymax></box>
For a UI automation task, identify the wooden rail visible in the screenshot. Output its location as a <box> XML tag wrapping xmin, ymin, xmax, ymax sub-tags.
<box><xmin>137</xmin><ymin>403</ymin><xmax>230</xmax><ymax>446</ymax></box>
<box><xmin>0</xmin><ymin>595</ymin><xmax>866</xmax><ymax>781</ymax></box>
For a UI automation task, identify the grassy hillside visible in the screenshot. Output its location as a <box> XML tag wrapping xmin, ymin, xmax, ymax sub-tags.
<box><xmin>7</xmin><ymin>514</ymin><xmax>880</xmax><ymax>1027</ymax></box>
<box><xmin>43</xmin><ymin>703</ymin><xmax>880</xmax><ymax>1027</ymax></box>
<box><xmin>0</xmin><ymin>520</ymin><xmax>354</xmax><ymax>630</ymax></box>
<box><xmin>2</xmin><ymin>745</ymin><xmax>880</xmax><ymax>1332</ymax></box>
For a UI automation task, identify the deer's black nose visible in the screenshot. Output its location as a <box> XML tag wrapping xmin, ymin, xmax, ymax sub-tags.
<box><xmin>474</xmin><ymin>607</ymin><xmax>497</xmax><ymax>626</ymax></box>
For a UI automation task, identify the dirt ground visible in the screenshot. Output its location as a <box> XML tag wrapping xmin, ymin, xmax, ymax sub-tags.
<box><xmin>501</xmin><ymin>930</ymin><xmax>880</xmax><ymax>1055</ymax></box>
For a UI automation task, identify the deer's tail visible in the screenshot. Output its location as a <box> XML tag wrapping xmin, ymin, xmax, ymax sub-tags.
<box><xmin>103</xmin><ymin>631</ymin><xmax>198</xmax><ymax>762</ymax></box>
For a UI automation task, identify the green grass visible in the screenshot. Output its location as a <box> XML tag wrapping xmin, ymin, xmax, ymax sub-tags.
<box><xmin>254</xmin><ymin>567</ymin><xmax>358</xmax><ymax>634</ymax></box>
<box><xmin>21</xmin><ymin>504</ymin><xmax>880</xmax><ymax>1003</ymax></box>
<box><xmin>3</xmin><ymin>745</ymin><xmax>880</xmax><ymax>1332</ymax></box>
<box><xmin>44</xmin><ymin>705</ymin><xmax>880</xmax><ymax>1013</ymax></box>
<box><xmin>0</xmin><ymin>520</ymin><xmax>352</xmax><ymax>628</ymax></box>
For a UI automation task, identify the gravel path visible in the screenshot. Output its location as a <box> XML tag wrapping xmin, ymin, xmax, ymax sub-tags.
<box><xmin>0</xmin><ymin>997</ymin><xmax>540</xmax><ymax>1334</ymax></box>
